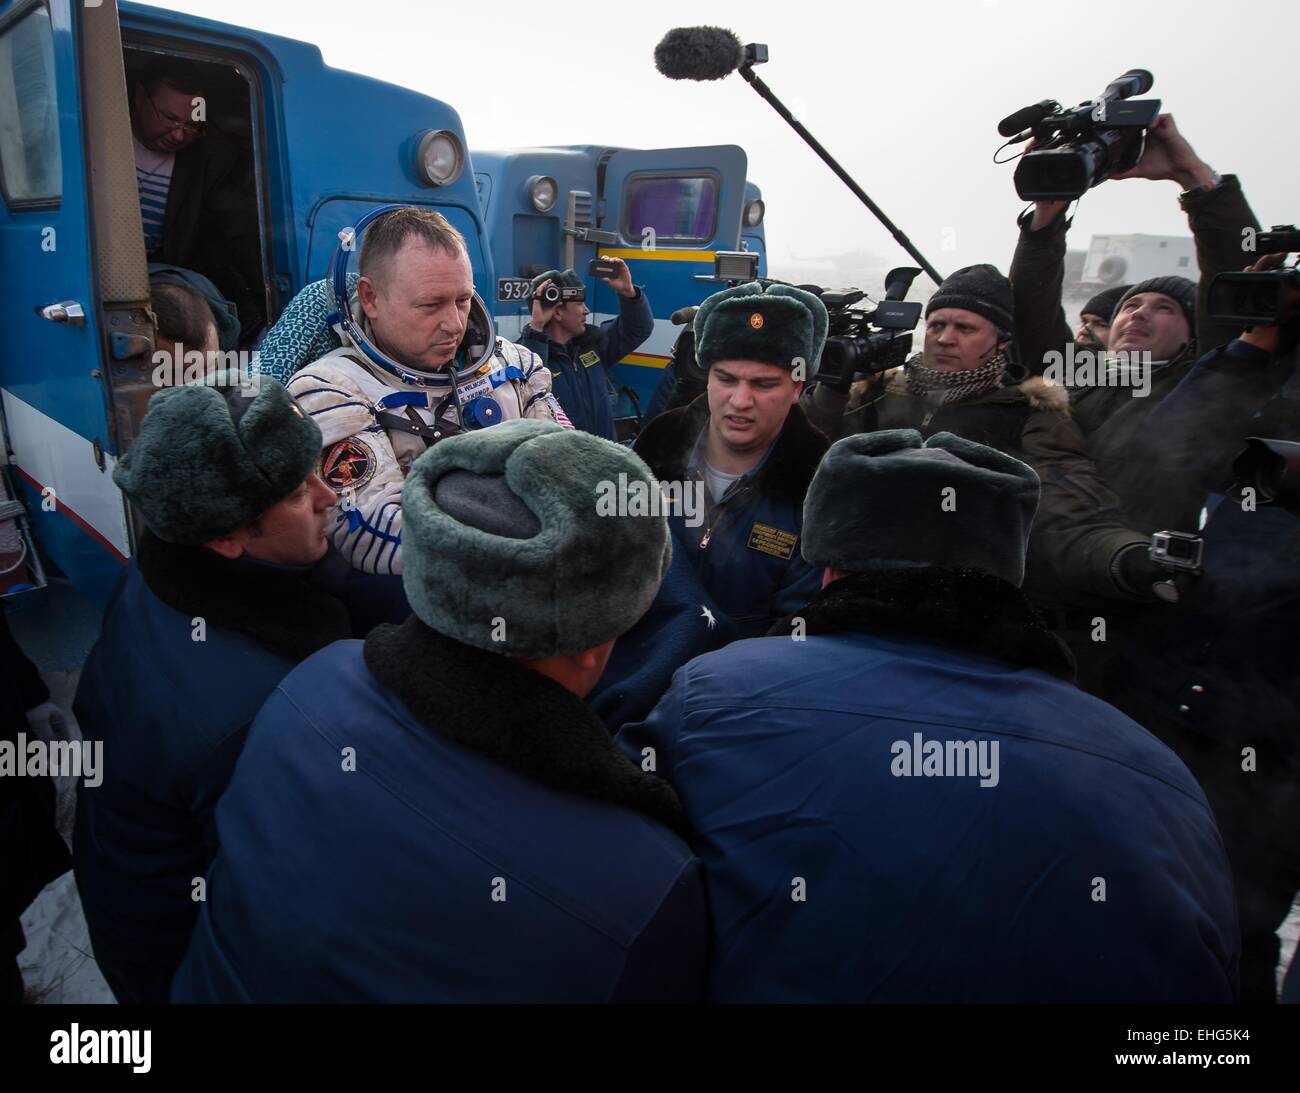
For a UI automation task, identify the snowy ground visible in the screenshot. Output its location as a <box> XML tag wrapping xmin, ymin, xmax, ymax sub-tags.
<box><xmin>16</xmin><ymin>663</ymin><xmax>115</xmax><ymax>1004</ymax></box>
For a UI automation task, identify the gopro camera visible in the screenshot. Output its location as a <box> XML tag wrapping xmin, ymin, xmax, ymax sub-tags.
<box><xmin>1149</xmin><ymin>530</ymin><xmax>1203</xmax><ymax>574</ymax></box>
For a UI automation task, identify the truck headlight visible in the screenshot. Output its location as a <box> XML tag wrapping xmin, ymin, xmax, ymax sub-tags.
<box><xmin>416</xmin><ymin>130</ymin><xmax>464</xmax><ymax>187</ymax></box>
<box><xmin>527</xmin><ymin>175</ymin><xmax>558</xmax><ymax>213</ymax></box>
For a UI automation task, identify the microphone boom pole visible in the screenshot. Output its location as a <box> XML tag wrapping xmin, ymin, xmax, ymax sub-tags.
<box><xmin>736</xmin><ymin>63</ymin><xmax>944</xmax><ymax>286</ymax></box>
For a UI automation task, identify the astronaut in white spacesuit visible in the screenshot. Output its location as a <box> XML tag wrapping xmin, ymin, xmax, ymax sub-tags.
<box><xmin>286</xmin><ymin>206</ymin><xmax>569</xmax><ymax>574</ymax></box>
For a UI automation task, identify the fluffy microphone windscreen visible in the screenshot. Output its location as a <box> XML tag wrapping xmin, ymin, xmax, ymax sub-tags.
<box><xmin>654</xmin><ymin>26</ymin><xmax>745</xmax><ymax>81</ymax></box>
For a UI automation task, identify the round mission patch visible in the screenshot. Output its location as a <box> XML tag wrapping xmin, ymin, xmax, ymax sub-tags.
<box><xmin>320</xmin><ymin>437</ymin><xmax>377</xmax><ymax>492</ymax></box>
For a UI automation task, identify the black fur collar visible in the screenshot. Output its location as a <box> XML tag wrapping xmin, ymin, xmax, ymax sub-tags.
<box><xmin>135</xmin><ymin>531</ymin><xmax>353</xmax><ymax>663</ymax></box>
<box><xmin>364</xmin><ymin>617</ymin><xmax>689</xmax><ymax>835</ymax></box>
<box><xmin>769</xmin><ymin>567</ymin><xmax>1075</xmax><ymax>681</ymax></box>
<box><xmin>634</xmin><ymin>395</ymin><xmax>829</xmax><ymax>506</ymax></box>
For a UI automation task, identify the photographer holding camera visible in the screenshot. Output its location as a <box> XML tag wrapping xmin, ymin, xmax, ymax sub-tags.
<box><xmin>519</xmin><ymin>258</ymin><xmax>654</xmax><ymax>440</ymax></box>
<box><xmin>1010</xmin><ymin>112</ymin><xmax>1261</xmax><ymax>436</ymax></box>
<box><xmin>1107</xmin><ymin>258</ymin><xmax>1300</xmax><ymax>999</ymax></box>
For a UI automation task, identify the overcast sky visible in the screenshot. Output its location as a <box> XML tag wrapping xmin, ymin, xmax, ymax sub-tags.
<box><xmin>151</xmin><ymin>0</ymin><xmax>1298</xmax><ymax>292</ymax></box>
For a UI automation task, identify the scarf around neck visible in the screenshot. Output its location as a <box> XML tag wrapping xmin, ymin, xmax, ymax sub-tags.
<box><xmin>905</xmin><ymin>352</ymin><xmax>1008</xmax><ymax>405</ymax></box>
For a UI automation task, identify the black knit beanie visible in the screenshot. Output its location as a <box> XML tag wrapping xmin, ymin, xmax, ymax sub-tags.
<box><xmin>925</xmin><ymin>264</ymin><xmax>1014</xmax><ymax>333</ymax></box>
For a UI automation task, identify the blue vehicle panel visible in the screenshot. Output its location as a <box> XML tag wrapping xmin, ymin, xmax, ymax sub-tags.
<box><xmin>1</xmin><ymin>1</ymin><xmax>498</xmax><ymax>603</ymax></box>
<box><xmin>1</xmin><ymin>2</ymin><xmax>766</xmax><ymax>605</ymax></box>
<box><xmin>473</xmin><ymin>144</ymin><xmax>766</xmax><ymax>421</ymax></box>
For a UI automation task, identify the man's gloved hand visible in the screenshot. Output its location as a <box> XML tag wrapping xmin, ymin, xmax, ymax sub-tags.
<box><xmin>1115</xmin><ymin>542</ymin><xmax>1198</xmax><ymax>603</ymax></box>
<box><xmin>25</xmin><ymin>700</ymin><xmax>70</xmax><ymax>742</ymax></box>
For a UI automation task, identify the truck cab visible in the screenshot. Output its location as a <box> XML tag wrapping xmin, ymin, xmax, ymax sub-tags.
<box><xmin>472</xmin><ymin>144</ymin><xmax>767</xmax><ymax>434</ymax></box>
<box><xmin>0</xmin><ymin>0</ymin><xmax>492</xmax><ymax>604</ymax></box>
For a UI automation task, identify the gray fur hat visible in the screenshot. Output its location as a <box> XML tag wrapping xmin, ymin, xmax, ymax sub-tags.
<box><xmin>401</xmin><ymin>419</ymin><xmax>672</xmax><ymax>657</ymax></box>
<box><xmin>113</xmin><ymin>379</ymin><xmax>321</xmax><ymax>545</ymax></box>
<box><xmin>802</xmin><ymin>429</ymin><xmax>1041</xmax><ymax>587</ymax></box>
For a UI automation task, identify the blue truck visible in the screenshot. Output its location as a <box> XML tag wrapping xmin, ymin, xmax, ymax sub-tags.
<box><xmin>0</xmin><ymin>0</ymin><xmax>766</xmax><ymax>606</ymax></box>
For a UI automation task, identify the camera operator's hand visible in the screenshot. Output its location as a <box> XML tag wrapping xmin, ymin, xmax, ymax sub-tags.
<box><xmin>1029</xmin><ymin>199</ymin><xmax>1069</xmax><ymax>232</ymax></box>
<box><xmin>596</xmin><ymin>255</ymin><xmax>636</xmax><ymax>299</ymax></box>
<box><xmin>1239</xmin><ymin>253</ymin><xmax>1300</xmax><ymax>353</ymax></box>
<box><xmin>1110</xmin><ymin>114</ymin><xmax>1217</xmax><ymax>190</ymax></box>
<box><xmin>1115</xmin><ymin>542</ymin><xmax>1197</xmax><ymax>603</ymax></box>
<box><xmin>530</xmin><ymin>279</ymin><xmax>560</xmax><ymax>330</ymax></box>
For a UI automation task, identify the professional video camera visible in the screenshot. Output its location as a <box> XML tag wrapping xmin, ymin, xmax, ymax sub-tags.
<box><xmin>999</xmin><ymin>70</ymin><xmax>1161</xmax><ymax>201</ymax></box>
<box><xmin>536</xmin><ymin>282</ymin><xmax>585</xmax><ymax>306</ymax></box>
<box><xmin>812</xmin><ymin>267</ymin><xmax>923</xmax><ymax>393</ymax></box>
<box><xmin>1208</xmin><ymin>226</ymin><xmax>1300</xmax><ymax>326</ymax></box>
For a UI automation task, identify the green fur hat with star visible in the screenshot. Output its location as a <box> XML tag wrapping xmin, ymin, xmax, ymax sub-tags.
<box><xmin>693</xmin><ymin>280</ymin><xmax>828</xmax><ymax>378</ymax></box>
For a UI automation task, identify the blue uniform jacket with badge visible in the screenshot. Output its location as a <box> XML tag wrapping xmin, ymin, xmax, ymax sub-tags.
<box><xmin>616</xmin><ymin>567</ymin><xmax>1240</xmax><ymax>1003</ymax></box>
<box><xmin>633</xmin><ymin>396</ymin><xmax>829</xmax><ymax>639</ymax></box>
<box><xmin>72</xmin><ymin>533</ymin><xmax>352</xmax><ymax>1004</ymax></box>
<box><xmin>519</xmin><ymin>287</ymin><xmax>654</xmax><ymax>440</ymax></box>
<box><xmin>172</xmin><ymin>617</ymin><xmax>707</xmax><ymax>1003</ymax></box>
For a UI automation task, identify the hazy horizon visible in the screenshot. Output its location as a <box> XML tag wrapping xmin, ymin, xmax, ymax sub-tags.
<box><xmin>146</xmin><ymin>0</ymin><xmax>1299</xmax><ymax>297</ymax></box>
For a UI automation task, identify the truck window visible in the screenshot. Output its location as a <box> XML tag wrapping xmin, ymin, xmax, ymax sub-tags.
<box><xmin>622</xmin><ymin>175</ymin><xmax>718</xmax><ymax>245</ymax></box>
<box><xmin>0</xmin><ymin>3</ymin><xmax>61</xmax><ymax>206</ymax></box>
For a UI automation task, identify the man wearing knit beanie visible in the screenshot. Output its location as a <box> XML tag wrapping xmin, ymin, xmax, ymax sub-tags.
<box><xmin>1076</xmin><ymin>283</ymin><xmax>1131</xmax><ymax>350</ymax></box>
<box><xmin>803</xmin><ymin>262</ymin><xmax>1062</xmax><ymax>452</ymax></box>
<box><xmin>633</xmin><ymin>280</ymin><xmax>830</xmax><ymax>641</ymax></box>
<box><xmin>1005</xmin><ymin>114</ymin><xmax>1269</xmax><ymax>697</ymax></box>
<box><xmin>174</xmin><ymin>420</ymin><xmax>709</xmax><ymax>1002</ymax></box>
<box><xmin>799</xmin><ymin>264</ymin><xmax>1153</xmax><ymax>629</ymax></box>
<box><xmin>73</xmin><ymin>379</ymin><xmax>352</xmax><ymax>1003</ymax></box>
<box><xmin>618</xmin><ymin>429</ymin><xmax>1238</xmax><ymax>1003</ymax></box>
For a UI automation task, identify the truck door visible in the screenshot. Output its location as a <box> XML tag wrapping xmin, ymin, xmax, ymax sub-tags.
<box><xmin>589</xmin><ymin>145</ymin><xmax>748</xmax><ymax>422</ymax></box>
<box><xmin>0</xmin><ymin>0</ymin><xmax>144</xmax><ymax>606</ymax></box>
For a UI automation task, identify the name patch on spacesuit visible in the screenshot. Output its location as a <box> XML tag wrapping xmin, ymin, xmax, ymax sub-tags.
<box><xmin>321</xmin><ymin>437</ymin><xmax>377</xmax><ymax>492</ymax></box>
<box><xmin>453</xmin><ymin>371</ymin><xmax>497</xmax><ymax>404</ymax></box>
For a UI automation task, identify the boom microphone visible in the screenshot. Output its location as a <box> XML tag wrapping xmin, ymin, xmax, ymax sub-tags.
<box><xmin>654</xmin><ymin>26</ymin><xmax>745</xmax><ymax>81</ymax></box>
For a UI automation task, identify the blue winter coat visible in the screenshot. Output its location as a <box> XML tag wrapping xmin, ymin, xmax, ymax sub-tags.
<box><xmin>72</xmin><ymin>534</ymin><xmax>352</xmax><ymax>1004</ymax></box>
<box><xmin>616</xmin><ymin>568</ymin><xmax>1240</xmax><ymax>1003</ymax></box>
<box><xmin>633</xmin><ymin>398</ymin><xmax>829</xmax><ymax>639</ymax></box>
<box><xmin>519</xmin><ymin>287</ymin><xmax>654</xmax><ymax>439</ymax></box>
<box><xmin>172</xmin><ymin>617</ymin><xmax>707</xmax><ymax>1003</ymax></box>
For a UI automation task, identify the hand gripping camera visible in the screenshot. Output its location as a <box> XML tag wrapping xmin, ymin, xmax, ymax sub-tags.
<box><xmin>998</xmin><ymin>70</ymin><xmax>1162</xmax><ymax>201</ymax></box>
<box><xmin>1208</xmin><ymin>226</ymin><xmax>1300</xmax><ymax>326</ymax></box>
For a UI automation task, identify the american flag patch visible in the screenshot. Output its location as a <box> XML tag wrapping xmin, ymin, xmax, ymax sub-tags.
<box><xmin>549</xmin><ymin>397</ymin><xmax>574</xmax><ymax>429</ymax></box>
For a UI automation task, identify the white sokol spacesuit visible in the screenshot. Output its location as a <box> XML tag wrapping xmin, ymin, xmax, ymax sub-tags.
<box><xmin>287</xmin><ymin>292</ymin><xmax>568</xmax><ymax>575</ymax></box>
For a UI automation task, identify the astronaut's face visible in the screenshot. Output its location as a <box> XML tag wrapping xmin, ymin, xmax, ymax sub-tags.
<box><xmin>359</xmin><ymin>240</ymin><xmax>474</xmax><ymax>370</ymax></box>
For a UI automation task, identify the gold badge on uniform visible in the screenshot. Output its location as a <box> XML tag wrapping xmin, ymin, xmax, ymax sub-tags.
<box><xmin>748</xmin><ymin>522</ymin><xmax>797</xmax><ymax>560</ymax></box>
<box><xmin>749</xmin><ymin>312</ymin><xmax>765</xmax><ymax>330</ymax></box>
<box><xmin>578</xmin><ymin>350</ymin><xmax>602</xmax><ymax>368</ymax></box>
